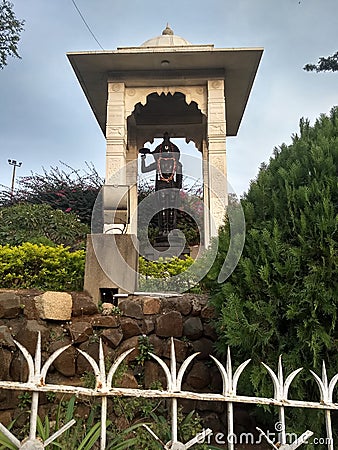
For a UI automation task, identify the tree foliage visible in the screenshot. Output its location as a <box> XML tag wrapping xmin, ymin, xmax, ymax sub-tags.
<box><xmin>0</xmin><ymin>0</ymin><xmax>24</xmax><ymax>69</ymax></box>
<box><xmin>0</xmin><ymin>203</ymin><xmax>89</xmax><ymax>248</ymax></box>
<box><xmin>0</xmin><ymin>162</ymin><xmax>103</xmax><ymax>226</ymax></box>
<box><xmin>207</xmin><ymin>108</ymin><xmax>338</xmax><ymax>436</ymax></box>
<box><xmin>304</xmin><ymin>51</ymin><xmax>338</xmax><ymax>72</ymax></box>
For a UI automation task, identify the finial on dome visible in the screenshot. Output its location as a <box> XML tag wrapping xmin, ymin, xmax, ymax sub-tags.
<box><xmin>162</xmin><ymin>23</ymin><xmax>174</xmax><ymax>35</ymax></box>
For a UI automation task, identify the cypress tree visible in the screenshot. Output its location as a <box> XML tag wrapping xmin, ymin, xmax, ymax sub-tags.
<box><xmin>207</xmin><ymin>107</ymin><xmax>338</xmax><ymax>439</ymax></box>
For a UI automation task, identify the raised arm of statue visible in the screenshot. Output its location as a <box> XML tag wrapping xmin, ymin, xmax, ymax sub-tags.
<box><xmin>141</xmin><ymin>155</ymin><xmax>157</xmax><ymax>173</ymax></box>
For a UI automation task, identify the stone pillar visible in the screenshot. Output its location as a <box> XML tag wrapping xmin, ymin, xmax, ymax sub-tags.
<box><xmin>126</xmin><ymin>117</ymin><xmax>138</xmax><ymax>235</ymax></box>
<box><xmin>106</xmin><ymin>82</ymin><xmax>127</xmax><ymax>184</ymax></box>
<box><xmin>206</xmin><ymin>80</ymin><xmax>227</xmax><ymax>239</ymax></box>
<box><xmin>202</xmin><ymin>138</ymin><xmax>210</xmax><ymax>248</ymax></box>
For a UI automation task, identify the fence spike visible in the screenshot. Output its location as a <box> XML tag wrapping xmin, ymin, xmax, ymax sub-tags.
<box><xmin>209</xmin><ymin>355</ymin><xmax>229</xmax><ymax>396</ymax></box>
<box><xmin>106</xmin><ymin>348</ymin><xmax>134</xmax><ymax>389</ymax></box>
<box><xmin>261</xmin><ymin>362</ymin><xmax>280</xmax><ymax>400</ymax></box>
<box><xmin>34</xmin><ymin>332</ymin><xmax>41</xmax><ymax>376</ymax></box>
<box><xmin>0</xmin><ymin>334</ymin><xmax>336</xmax><ymax>450</ymax></box>
<box><xmin>232</xmin><ymin>359</ymin><xmax>251</xmax><ymax>394</ymax></box>
<box><xmin>176</xmin><ymin>353</ymin><xmax>200</xmax><ymax>391</ymax></box>
<box><xmin>149</xmin><ymin>352</ymin><xmax>173</xmax><ymax>391</ymax></box>
<box><xmin>283</xmin><ymin>368</ymin><xmax>303</xmax><ymax>399</ymax></box>
<box><xmin>76</xmin><ymin>349</ymin><xmax>102</xmax><ymax>389</ymax></box>
<box><xmin>40</xmin><ymin>345</ymin><xmax>72</xmax><ymax>384</ymax></box>
<box><xmin>13</xmin><ymin>340</ymin><xmax>35</xmax><ymax>383</ymax></box>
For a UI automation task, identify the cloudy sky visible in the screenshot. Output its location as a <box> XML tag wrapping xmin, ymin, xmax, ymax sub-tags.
<box><xmin>0</xmin><ymin>0</ymin><xmax>337</xmax><ymax>196</ymax></box>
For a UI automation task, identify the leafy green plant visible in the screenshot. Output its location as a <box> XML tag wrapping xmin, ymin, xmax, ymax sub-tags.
<box><xmin>0</xmin><ymin>0</ymin><xmax>25</xmax><ymax>70</ymax></box>
<box><xmin>135</xmin><ymin>335</ymin><xmax>154</xmax><ymax>366</ymax></box>
<box><xmin>139</xmin><ymin>255</ymin><xmax>197</xmax><ymax>291</ymax></box>
<box><xmin>0</xmin><ymin>203</ymin><xmax>88</xmax><ymax>249</ymax></box>
<box><xmin>0</xmin><ymin>242</ymin><xmax>85</xmax><ymax>291</ymax></box>
<box><xmin>0</xmin><ymin>162</ymin><xmax>103</xmax><ymax>226</ymax></box>
<box><xmin>81</xmin><ymin>371</ymin><xmax>96</xmax><ymax>389</ymax></box>
<box><xmin>207</xmin><ymin>107</ymin><xmax>338</xmax><ymax>444</ymax></box>
<box><xmin>134</xmin><ymin>407</ymin><xmax>215</xmax><ymax>450</ymax></box>
<box><xmin>46</xmin><ymin>392</ymin><xmax>56</xmax><ymax>403</ymax></box>
<box><xmin>0</xmin><ymin>418</ymin><xmax>17</xmax><ymax>450</ymax></box>
<box><xmin>0</xmin><ymin>395</ymin><xmax>145</xmax><ymax>450</ymax></box>
<box><xmin>18</xmin><ymin>392</ymin><xmax>32</xmax><ymax>410</ymax></box>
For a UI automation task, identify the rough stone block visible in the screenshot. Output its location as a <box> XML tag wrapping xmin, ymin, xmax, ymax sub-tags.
<box><xmin>144</xmin><ymin>360</ymin><xmax>167</xmax><ymax>389</ymax></box>
<box><xmin>71</xmin><ymin>292</ymin><xmax>98</xmax><ymax>316</ymax></box>
<box><xmin>148</xmin><ymin>334</ymin><xmax>164</xmax><ymax>356</ymax></box>
<box><xmin>35</xmin><ymin>291</ymin><xmax>72</xmax><ymax>321</ymax></box>
<box><xmin>156</xmin><ymin>311</ymin><xmax>183</xmax><ymax>337</ymax></box>
<box><xmin>115</xmin><ymin>336</ymin><xmax>139</xmax><ymax>362</ymax></box>
<box><xmin>101</xmin><ymin>328</ymin><xmax>123</xmax><ymax>348</ymax></box>
<box><xmin>141</xmin><ymin>318</ymin><xmax>155</xmax><ymax>335</ymax></box>
<box><xmin>49</xmin><ymin>338</ymin><xmax>76</xmax><ymax>377</ymax></box>
<box><xmin>163</xmin><ymin>338</ymin><xmax>189</xmax><ymax>362</ymax></box>
<box><xmin>0</xmin><ymin>410</ymin><xmax>13</xmax><ymax>427</ymax></box>
<box><xmin>0</xmin><ymin>325</ymin><xmax>15</xmax><ymax>349</ymax></box>
<box><xmin>0</xmin><ymin>390</ymin><xmax>18</xmax><ymax>411</ymax></box>
<box><xmin>186</xmin><ymin>362</ymin><xmax>211</xmax><ymax>390</ymax></box>
<box><xmin>101</xmin><ymin>302</ymin><xmax>116</xmax><ymax>315</ymax></box>
<box><xmin>203</xmin><ymin>323</ymin><xmax>217</xmax><ymax>340</ymax></box>
<box><xmin>14</xmin><ymin>320</ymin><xmax>49</xmax><ymax>355</ymax></box>
<box><xmin>0</xmin><ymin>292</ymin><xmax>21</xmax><ymax>318</ymax></box>
<box><xmin>161</xmin><ymin>296</ymin><xmax>192</xmax><ymax>315</ymax></box>
<box><xmin>0</xmin><ymin>348</ymin><xmax>12</xmax><ymax>380</ymax></box>
<box><xmin>90</xmin><ymin>315</ymin><xmax>119</xmax><ymax>328</ymax></box>
<box><xmin>143</xmin><ymin>297</ymin><xmax>161</xmax><ymax>315</ymax></box>
<box><xmin>119</xmin><ymin>299</ymin><xmax>143</xmax><ymax>319</ymax></box>
<box><xmin>68</xmin><ymin>322</ymin><xmax>93</xmax><ymax>344</ymax></box>
<box><xmin>120</xmin><ymin>317</ymin><xmax>141</xmax><ymax>339</ymax></box>
<box><xmin>77</xmin><ymin>341</ymin><xmax>100</xmax><ymax>375</ymax></box>
<box><xmin>192</xmin><ymin>337</ymin><xmax>214</xmax><ymax>359</ymax></box>
<box><xmin>183</xmin><ymin>317</ymin><xmax>203</xmax><ymax>340</ymax></box>
<box><xmin>201</xmin><ymin>304</ymin><xmax>215</xmax><ymax>319</ymax></box>
<box><xmin>10</xmin><ymin>353</ymin><xmax>29</xmax><ymax>382</ymax></box>
<box><xmin>118</xmin><ymin>371</ymin><xmax>138</xmax><ymax>389</ymax></box>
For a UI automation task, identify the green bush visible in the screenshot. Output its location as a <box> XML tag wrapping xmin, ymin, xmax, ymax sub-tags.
<box><xmin>0</xmin><ymin>243</ymin><xmax>85</xmax><ymax>291</ymax></box>
<box><xmin>0</xmin><ymin>203</ymin><xmax>89</xmax><ymax>248</ymax></box>
<box><xmin>0</xmin><ymin>162</ymin><xmax>103</xmax><ymax>226</ymax></box>
<box><xmin>139</xmin><ymin>255</ymin><xmax>196</xmax><ymax>291</ymax></box>
<box><xmin>207</xmin><ymin>108</ymin><xmax>338</xmax><ymax>442</ymax></box>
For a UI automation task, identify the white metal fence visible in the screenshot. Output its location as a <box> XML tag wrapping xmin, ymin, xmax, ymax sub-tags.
<box><xmin>0</xmin><ymin>333</ymin><xmax>337</xmax><ymax>450</ymax></box>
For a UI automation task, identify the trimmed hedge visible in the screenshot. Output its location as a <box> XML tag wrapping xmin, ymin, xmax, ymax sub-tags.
<box><xmin>0</xmin><ymin>243</ymin><xmax>85</xmax><ymax>291</ymax></box>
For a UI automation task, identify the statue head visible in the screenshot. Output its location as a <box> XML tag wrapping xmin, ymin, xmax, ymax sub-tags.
<box><xmin>163</xmin><ymin>132</ymin><xmax>170</xmax><ymax>145</ymax></box>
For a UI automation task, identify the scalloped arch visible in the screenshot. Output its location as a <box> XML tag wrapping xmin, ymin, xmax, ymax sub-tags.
<box><xmin>125</xmin><ymin>86</ymin><xmax>207</xmax><ymax>119</ymax></box>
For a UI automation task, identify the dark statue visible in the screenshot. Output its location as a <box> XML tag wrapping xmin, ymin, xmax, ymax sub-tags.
<box><xmin>139</xmin><ymin>132</ymin><xmax>182</xmax><ymax>236</ymax></box>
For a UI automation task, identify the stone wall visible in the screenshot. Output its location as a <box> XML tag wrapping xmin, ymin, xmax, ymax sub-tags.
<box><xmin>0</xmin><ymin>289</ymin><xmax>232</xmax><ymax>433</ymax></box>
<box><xmin>0</xmin><ymin>290</ymin><xmax>260</xmax><ymax>440</ymax></box>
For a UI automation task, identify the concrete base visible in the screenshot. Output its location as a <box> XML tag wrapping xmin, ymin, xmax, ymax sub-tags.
<box><xmin>84</xmin><ymin>234</ymin><xmax>138</xmax><ymax>304</ymax></box>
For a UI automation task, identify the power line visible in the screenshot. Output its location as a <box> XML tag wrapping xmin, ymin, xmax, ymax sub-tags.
<box><xmin>70</xmin><ymin>0</ymin><xmax>105</xmax><ymax>50</ymax></box>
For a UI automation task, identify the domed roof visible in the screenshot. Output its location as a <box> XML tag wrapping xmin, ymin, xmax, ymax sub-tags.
<box><xmin>141</xmin><ymin>24</ymin><xmax>192</xmax><ymax>47</ymax></box>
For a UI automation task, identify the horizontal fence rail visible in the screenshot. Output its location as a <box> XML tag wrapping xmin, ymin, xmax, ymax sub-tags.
<box><xmin>0</xmin><ymin>333</ymin><xmax>337</xmax><ymax>449</ymax></box>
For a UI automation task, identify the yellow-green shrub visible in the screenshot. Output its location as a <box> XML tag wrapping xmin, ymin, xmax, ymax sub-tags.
<box><xmin>0</xmin><ymin>243</ymin><xmax>85</xmax><ymax>291</ymax></box>
<box><xmin>138</xmin><ymin>256</ymin><xmax>196</xmax><ymax>291</ymax></box>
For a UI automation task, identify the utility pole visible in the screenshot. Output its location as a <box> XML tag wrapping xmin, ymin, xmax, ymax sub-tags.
<box><xmin>8</xmin><ymin>159</ymin><xmax>22</xmax><ymax>199</ymax></box>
